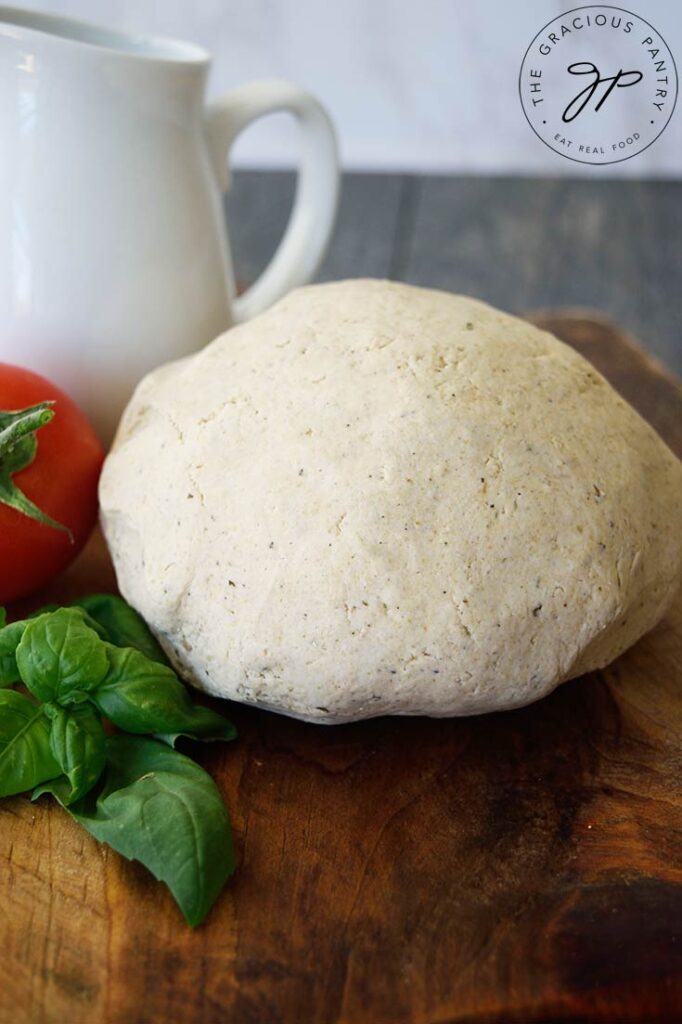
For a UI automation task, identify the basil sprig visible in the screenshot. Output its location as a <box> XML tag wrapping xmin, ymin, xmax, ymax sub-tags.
<box><xmin>0</xmin><ymin>597</ymin><xmax>236</xmax><ymax>926</ymax></box>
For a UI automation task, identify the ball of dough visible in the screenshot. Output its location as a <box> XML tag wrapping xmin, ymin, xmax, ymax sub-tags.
<box><xmin>100</xmin><ymin>281</ymin><xmax>682</xmax><ymax>723</ymax></box>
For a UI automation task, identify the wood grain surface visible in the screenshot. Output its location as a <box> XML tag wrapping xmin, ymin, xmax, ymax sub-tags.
<box><xmin>2</xmin><ymin>315</ymin><xmax>682</xmax><ymax>1024</ymax></box>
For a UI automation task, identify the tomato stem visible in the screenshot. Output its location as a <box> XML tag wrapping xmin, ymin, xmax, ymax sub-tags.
<box><xmin>0</xmin><ymin>402</ymin><xmax>73</xmax><ymax>540</ymax></box>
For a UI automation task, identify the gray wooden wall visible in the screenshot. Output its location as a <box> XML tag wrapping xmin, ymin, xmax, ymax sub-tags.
<box><xmin>227</xmin><ymin>173</ymin><xmax>682</xmax><ymax>376</ymax></box>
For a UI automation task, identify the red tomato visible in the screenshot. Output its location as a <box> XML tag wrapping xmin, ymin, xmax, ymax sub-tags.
<box><xmin>0</xmin><ymin>363</ymin><xmax>104</xmax><ymax>604</ymax></box>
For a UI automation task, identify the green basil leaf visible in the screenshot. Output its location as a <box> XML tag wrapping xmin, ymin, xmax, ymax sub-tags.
<box><xmin>1</xmin><ymin>607</ymin><xmax>105</xmax><ymax>688</ymax></box>
<box><xmin>92</xmin><ymin>646</ymin><xmax>235</xmax><ymax>744</ymax></box>
<box><xmin>16</xmin><ymin>608</ymin><xmax>109</xmax><ymax>705</ymax></box>
<box><xmin>0</xmin><ymin>690</ymin><xmax>61</xmax><ymax>796</ymax></box>
<box><xmin>33</xmin><ymin>704</ymin><xmax>106</xmax><ymax>806</ymax></box>
<box><xmin>72</xmin><ymin>595</ymin><xmax>170</xmax><ymax>666</ymax></box>
<box><xmin>0</xmin><ymin>620</ymin><xmax>28</xmax><ymax>686</ymax></box>
<box><xmin>70</xmin><ymin>735</ymin><xmax>235</xmax><ymax>926</ymax></box>
<box><xmin>153</xmin><ymin>730</ymin><xmax>232</xmax><ymax>749</ymax></box>
<box><xmin>29</xmin><ymin>603</ymin><xmax>109</xmax><ymax>642</ymax></box>
<box><xmin>66</xmin><ymin>606</ymin><xmax>109</xmax><ymax>641</ymax></box>
<box><xmin>28</xmin><ymin>603</ymin><xmax>59</xmax><ymax>618</ymax></box>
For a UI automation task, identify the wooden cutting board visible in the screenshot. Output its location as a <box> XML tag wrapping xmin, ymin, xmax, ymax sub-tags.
<box><xmin>1</xmin><ymin>315</ymin><xmax>681</xmax><ymax>1024</ymax></box>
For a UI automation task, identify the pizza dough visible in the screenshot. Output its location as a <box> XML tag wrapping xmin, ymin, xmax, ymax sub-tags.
<box><xmin>100</xmin><ymin>280</ymin><xmax>682</xmax><ymax>723</ymax></box>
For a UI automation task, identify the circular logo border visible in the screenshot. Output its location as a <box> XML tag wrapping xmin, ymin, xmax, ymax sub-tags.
<box><xmin>518</xmin><ymin>4</ymin><xmax>678</xmax><ymax>166</ymax></box>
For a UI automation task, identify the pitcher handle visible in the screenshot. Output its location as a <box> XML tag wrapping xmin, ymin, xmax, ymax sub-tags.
<box><xmin>205</xmin><ymin>80</ymin><xmax>340</xmax><ymax>323</ymax></box>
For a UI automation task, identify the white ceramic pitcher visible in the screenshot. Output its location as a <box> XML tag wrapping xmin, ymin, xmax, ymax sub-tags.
<box><xmin>0</xmin><ymin>7</ymin><xmax>339</xmax><ymax>438</ymax></box>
